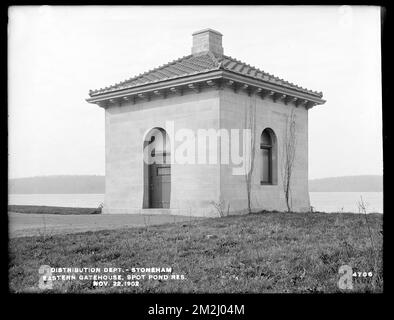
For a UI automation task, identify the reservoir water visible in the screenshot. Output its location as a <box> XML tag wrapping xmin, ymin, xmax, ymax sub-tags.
<box><xmin>8</xmin><ymin>192</ymin><xmax>383</xmax><ymax>213</ymax></box>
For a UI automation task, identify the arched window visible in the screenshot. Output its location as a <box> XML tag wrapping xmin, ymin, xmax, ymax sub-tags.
<box><xmin>260</xmin><ymin>129</ymin><xmax>276</xmax><ymax>184</ymax></box>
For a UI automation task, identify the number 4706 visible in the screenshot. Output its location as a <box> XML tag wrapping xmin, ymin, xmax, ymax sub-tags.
<box><xmin>353</xmin><ymin>271</ymin><xmax>373</xmax><ymax>277</ymax></box>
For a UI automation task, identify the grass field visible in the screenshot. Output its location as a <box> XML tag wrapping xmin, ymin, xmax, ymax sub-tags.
<box><xmin>8</xmin><ymin>211</ymin><xmax>201</xmax><ymax>238</ymax></box>
<box><xmin>9</xmin><ymin>211</ymin><xmax>383</xmax><ymax>293</ymax></box>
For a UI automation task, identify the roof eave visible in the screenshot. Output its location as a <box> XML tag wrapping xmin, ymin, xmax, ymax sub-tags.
<box><xmin>86</xmin><ymin>70</ymin><xmax>223</xmax><ymax>104</ymax></box>
<box><xmin>221</xmin><ymin>70</ymin><xmax>325</xmax><ymax>105</ymax></box>
<box><xmin>86</xmin><ymin>69</ymin><xmax>325</xmax><ymax>106</ymax></box>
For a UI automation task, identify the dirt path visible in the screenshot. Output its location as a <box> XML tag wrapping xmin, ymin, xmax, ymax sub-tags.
<box><xmin>8</xmin><ymin>212</ymin><xmax>201</xmax><ymax>238</ymax></box>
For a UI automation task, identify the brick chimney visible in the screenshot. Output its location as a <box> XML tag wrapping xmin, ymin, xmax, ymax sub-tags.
<box><xmin>192</xmin><ymin>28</ymin><xmax>223</xmax><ymax>57</ymax></box>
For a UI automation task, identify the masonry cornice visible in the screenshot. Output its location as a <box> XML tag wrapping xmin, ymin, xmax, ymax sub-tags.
<box><xmin>86</xmin><ymin>70</ymin><xmax>325</xmax><ymax>109</ymax></box>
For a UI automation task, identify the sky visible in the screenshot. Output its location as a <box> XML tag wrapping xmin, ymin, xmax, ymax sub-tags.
<box><xmin>8</xmin><ymin>5</ymin><xmax>382</xmax><ymax>180</ymax></box>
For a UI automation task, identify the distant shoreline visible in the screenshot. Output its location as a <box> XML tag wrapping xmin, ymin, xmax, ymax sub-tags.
<box><xmin>8</xmin><ymin>191</ymin><xmax>384</xmax><ymax>195</ymax></box>
<box><xmin>8</xmin><ymin>205</ymin><xmax>101</xmax><ymax>215</ymax></box>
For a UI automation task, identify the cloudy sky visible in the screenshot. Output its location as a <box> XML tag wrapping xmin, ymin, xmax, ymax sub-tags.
<box><xmin>8</xmin><ymin>5</ymin><xmax>382</xmax><ymax>180</ymax></box>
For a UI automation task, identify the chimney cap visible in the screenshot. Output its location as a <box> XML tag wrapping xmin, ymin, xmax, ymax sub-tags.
<box><xmin>192</xmin><ymin>28</ymin><xmax>223</xmax><ymax>36</ymax></box>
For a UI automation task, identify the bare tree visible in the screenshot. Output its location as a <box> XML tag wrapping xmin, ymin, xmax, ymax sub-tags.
<box><xmin>244</xmin><ymin>98</ymin><xmax>257</xmax><ymax>214</ymax></box>
<box><xmin>282</xmin><ymin>108</ymin><xmax>297</xmax><ymax>212</ymax></box>
<box><xmin>210</xmin><ymin>200</ymin><xmax>230</xmax><ymax>217</ymax></box>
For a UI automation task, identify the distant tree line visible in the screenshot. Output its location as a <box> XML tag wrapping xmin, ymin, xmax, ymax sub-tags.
<box><xmin>8</xmin><ymin>175</ymin><xmax>105</xmax><ymax>194</ymax></box>
<box><xmin>309</xmin><ymin>175</ymin><xmax>383</xmax><ymax>192</ymax></box>
<box><xmin>8</xmin><ymin>174</ymin><xmax>382</xmax><ymax>194</ymax></box>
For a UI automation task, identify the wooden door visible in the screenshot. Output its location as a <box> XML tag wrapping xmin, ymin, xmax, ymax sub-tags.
<box><xmin>149</xmin><ymin>162</ymin><xmax>171</xmax><ymax>208</ymax></box>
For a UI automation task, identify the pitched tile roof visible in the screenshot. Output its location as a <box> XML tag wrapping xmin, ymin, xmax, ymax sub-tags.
<box><xmin>89</xmin><ymin>52</ymin><xmax>323</xmax><ymax>98</ymax></box>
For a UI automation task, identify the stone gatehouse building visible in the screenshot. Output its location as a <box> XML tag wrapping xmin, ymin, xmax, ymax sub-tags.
<box><xmin>87</xmin><ymin>29</ymin><xmax>325</xmax><ymax>216</ymax></box>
